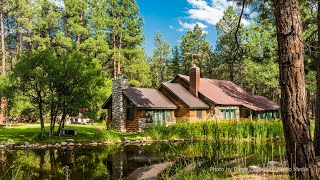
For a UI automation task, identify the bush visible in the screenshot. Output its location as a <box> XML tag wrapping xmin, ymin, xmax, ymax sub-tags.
<box><xmin>32</xmin><ymin>132</ymin><xmax>48</xmax><ymax>141</ymax></box>
<box><xmin>92</xmin><ymin>129</ymin><xmax>120</xmax><ymax>142</ymax></box>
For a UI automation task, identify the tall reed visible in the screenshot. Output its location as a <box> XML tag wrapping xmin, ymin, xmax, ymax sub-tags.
<box><xmin>144</xmin><ymin>119</ymin><xmax>284</xmax><ymax>142</ymax></box>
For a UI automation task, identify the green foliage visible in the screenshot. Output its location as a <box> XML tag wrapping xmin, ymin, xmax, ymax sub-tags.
<box><xmin>32</xmin><ymin>132</ymin><xmax>48</xmax><ymax>141</ymax></box>
<box><xmin>180</xmin><ymin>24</ymin><xmax>213</xmax><ymax>75</ymax></box>
<box><xmin>92</xmin><ymin>129</ymin><xmax>120</xmax><ymax>142</ymax></box>
<box><xmin>144</xmin><ymin>119</ymin><xmax>284</xmax><ymax>141</ymax></box>
<box><xmin>150</xmin><ymin>32</ymin><xmax>172</xmax><ymax>86</ymax></box>
<box><xmin>12</xmin><ymin>50</ymin><xmax>109</xmax><ymax>132</ymax></box>
<box><xmin>170</xmin><ymin>45</ymin><xmax>182</xmax><ymax>75</ymax></box>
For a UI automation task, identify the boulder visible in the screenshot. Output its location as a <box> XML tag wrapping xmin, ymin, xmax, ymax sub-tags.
<box><xmin>24</xmin><ymin>141</ymin><xmax>30</xmax><ymax>146</ymax></box>
<box><xmin>68</xmin><ymin>142</ymin><xmax>74</xmax><ymax>146</ymax></box>
<box><xmin>0</xmin><ymin>144</ymin><xmax>5</xmax><ymax>149</ymax></box>
<box><xmin>61</xmin><ymin>142</ymin><xmax>68</xmax><ymax>146</ymax></box>
<box><xmin>47</xmin><ymin>144</ymin><xmax>53</xmax><ymax>148</ymax></box>
<box><xmin>66</xmin><ymin>139</ymin><xmax>74</xmax><ymax>142</ymax></box>
<box><xmin>91</xmin><ymin>142</ymin><xmax>98</xmax><ymax>146</ymax></box>
<box><xmin>248</xmin><ymin>165</ymin><xmax>259</xmax><ymax>172</ymax></box>
<box><xmin>267</xmin><ymin>161</ymin><xmax>282</xmax><ymax>168</ymax></box>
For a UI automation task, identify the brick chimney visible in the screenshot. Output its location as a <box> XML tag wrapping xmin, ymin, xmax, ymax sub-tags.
<box><xmin>112</xmin><ymin>75</ymin><xmax>128</xmax><ymax>133</ymax></box>
<box><xmin>189</xmin><ymin>64</ymin><xmax>200</xmax><ymax>97</ymax></box>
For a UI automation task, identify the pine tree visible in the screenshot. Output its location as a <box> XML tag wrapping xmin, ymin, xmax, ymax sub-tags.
<box><xmin>151</xmin><ymin>32</ymin><xmax>170</xmax><ymax>86</ymax></box>
<box><xmin>170</xmin><ymin>45</ymin><xmax>181</xmax><ymax>76</ymax></box>
<box><xmin>215</xmin><ymin>6</ymin><xmax>245</xmax><ymax>83</ymax></box>
<box><xmin>180</xmin><ymin>24</ymin><xmax>211</xmax><ymax>75</ymax></box>
<box><xmin>273</xmin><ymin>0</ymin><xmax>318</xmax><ymax>178</ymax></box>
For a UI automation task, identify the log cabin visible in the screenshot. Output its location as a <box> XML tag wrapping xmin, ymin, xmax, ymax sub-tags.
<box><xmin>102</xmin><ymin>65</ymin><xmax>280</xmax><ymax>133</ymax></box>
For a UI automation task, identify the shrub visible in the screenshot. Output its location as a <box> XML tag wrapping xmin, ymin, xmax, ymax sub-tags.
<box><xmin>32</xmin><ymin>132</ymin><xmax>48</xmax><ymax>141</ymax></box>
<box><xmin>93</xmin><ymin>129</ymin><xmax>120</xmax><ymax>142</ymax></box>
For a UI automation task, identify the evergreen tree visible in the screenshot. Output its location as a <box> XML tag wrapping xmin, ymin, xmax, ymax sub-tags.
<box><xmin>151</xmin><ymin>32</ymin><xmax>170</xmax><ymax>86</ymax></box>
<box><xmin>170</xmin><ymin>45</ymin><xmax>181</xmax><ymax>76</ymax></box>
<box><xmin>215</xmin><ymin>6</ymin><xmax>245</xmax><ymax>83</ymax></box>
<box><xmin>180</xmin><ymin>24</ymin><xmax>212</xmax><ymax>75</ymax></box>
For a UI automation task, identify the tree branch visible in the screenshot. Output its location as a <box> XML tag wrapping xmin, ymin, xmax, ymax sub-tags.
<box><xmin>306</xmin><ymin>29</ymin><xmax>318</xmax><ymax>43</ymax></box>
<box><xmin>235</xmin><ymin>0</ymin><xmax>246</xmax><ymax>50</ymax></box>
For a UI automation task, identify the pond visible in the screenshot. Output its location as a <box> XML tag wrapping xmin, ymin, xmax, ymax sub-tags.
<box><xmin>0</xmin><ymin>141</ymin><xmax>285</xmax><ymax>179</ymax></box>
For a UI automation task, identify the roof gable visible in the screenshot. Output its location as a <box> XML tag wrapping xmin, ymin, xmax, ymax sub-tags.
<box><xmin>123</xmin><ymin>87</ymin><xmax>177</xmax><ymax>109</ymax></box>
<box><xmin>176</xmin><ymin>74</ymin><xmax>280</xmax><ymax>111</ymax></box>
<box><xmin>160</xmin><ymin>82</ymin><xmax>209</xmax><ymax>109</ymax></box>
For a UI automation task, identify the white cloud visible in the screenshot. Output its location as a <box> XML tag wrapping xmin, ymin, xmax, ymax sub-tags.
<box><xmin>169</xmin><ymin>25</ymin><xmax>174</xmax><ymax>29</ymax></box>
<box><xmin>186</xmin><ymin>0</ymin><xmax>248</xmax><ymax>26</ymax></box>
<box><xmin>178</xmin><ymin>20</ymin><xmax>208</xmax><ymax>34</ymax></box>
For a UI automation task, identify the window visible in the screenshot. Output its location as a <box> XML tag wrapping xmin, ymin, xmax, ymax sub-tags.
<box><xmin>145</xmin><ymin>111</ymin><xmax>154</xmax><ymax>123</ymax></box>
<box><xmin>166</xmin><ymin>111</ymin><xmax>174</xmax><ymax>122</ymax></box>
<box><xmin>220</xmin><ymin>109</ymin><xmax>236</xmax><ymax>120</ymax></box>
<box><xmin>154</xmin><ymin>110</ymin><xmax>164</xmax><ymax>125</ymax></box>
<box><xmin>127</xmin><ymin>108</ymin><xmax>134</xmax><ymax>121</ymax></box>
<box><xmin>145</xmin><ymin>110</ymin><xmax>174</xmax><ymax>125</ymax></box>
<box><xmin>196</xmin><ymin>110</ymin><xmax>203</xmax><ymax>119</ymax></box>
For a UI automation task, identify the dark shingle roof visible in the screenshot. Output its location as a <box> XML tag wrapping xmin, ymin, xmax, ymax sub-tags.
<box><xmin>123</xmin><ymin>87</ymin><xmax>177</xmax><ymax>109</ymax></box>
<box><xmin>177</xmin><ymin>74</ymin><xmax>280</xmax><ymax>111</ymax></box>
<box><xmin>161</xmin><ymin>82</ymin><xmax>209</xmax><ymax>109</ymax></box>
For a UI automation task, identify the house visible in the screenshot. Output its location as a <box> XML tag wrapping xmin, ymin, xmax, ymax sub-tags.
<box><xmin>102</xmin><ymin>65</ymin><xmax>280</xmax><ymax>133</ymax></box>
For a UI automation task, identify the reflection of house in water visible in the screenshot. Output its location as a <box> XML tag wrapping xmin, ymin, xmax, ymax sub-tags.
<box><xmin>107</xmin><ymin>145</ymin><xmax>170</xmax><ymax>180</ymax></box>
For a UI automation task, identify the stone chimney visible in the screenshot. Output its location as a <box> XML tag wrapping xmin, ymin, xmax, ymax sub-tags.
<box><xmin>189</xmin><ymin>65</ymin><xmax>200</xmax><ymax>97</ymax></box>
<box><xmin>112</xmin><ymin>76</ymin><xmax>128</xmax><ymax>133</ymax></box>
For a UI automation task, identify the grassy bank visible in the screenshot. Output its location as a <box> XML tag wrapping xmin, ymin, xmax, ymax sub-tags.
<box><xmin>0</xmin><ymin>123</ymin><xmax>121</xmax><ymax>144</ymax></box>
<box><xmin>0</xmin><ymin>119</ymin><xmax>294</xmax><ymax>144</ymax></box>
<box><xmin>144</xmin><ymin>119</ymin><xmax>284</xmax><ymax>141</ymax></box>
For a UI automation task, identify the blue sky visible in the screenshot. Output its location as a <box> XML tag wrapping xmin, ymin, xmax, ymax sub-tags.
<box><xmin>136</xmin><ymin>0</ymin><xmax>246</xmax><ymax>57</ymax></box>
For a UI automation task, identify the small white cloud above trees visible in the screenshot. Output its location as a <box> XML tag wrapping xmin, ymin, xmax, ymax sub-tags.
<box><xmin>177</xmin><ymin>0</ymin><xmax>249</xmax><ymax>34</ymax></box>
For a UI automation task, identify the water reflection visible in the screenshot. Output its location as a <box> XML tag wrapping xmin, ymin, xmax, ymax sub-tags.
<box><xmin>0</xmin><ymin>141</ymin><xmax>285</xmax><ymax>179</ymax></box>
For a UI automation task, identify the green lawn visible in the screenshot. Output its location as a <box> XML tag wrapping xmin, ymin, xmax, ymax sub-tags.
<box><xmin>0</xmin><ymin>123</ymin><xmax>122</xmax><ymax>144</ymax></box>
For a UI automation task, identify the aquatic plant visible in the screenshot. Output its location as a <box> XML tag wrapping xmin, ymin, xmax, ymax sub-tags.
<box><xmin>144</xmin><ymin>119</ymin><xmax>284</xmax><ymax>142</ymax></box>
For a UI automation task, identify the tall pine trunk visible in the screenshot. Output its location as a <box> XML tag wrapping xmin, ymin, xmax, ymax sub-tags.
<box><xmin>0</xmin><ymin>5</ymin><xmax>6</xmax><ymax>125</ymax></box>
<box><xmin>112</xmin><ymin>5</ymin><xmax>117</xmax><ymax>80</ymax></box>
<box><xmin>118</xmin><ymin>31</ymin><xmax>122</xmax><ymax>75</ymax></box>
<box><xmin>273</xmin><ymin>0</ymin><xmax>318</xmax><ymax>178</ymax></box>
<box><xmin>314</xmin><ymin>0</ymin><xmax>320</xmax><ymax>156</ymax></box>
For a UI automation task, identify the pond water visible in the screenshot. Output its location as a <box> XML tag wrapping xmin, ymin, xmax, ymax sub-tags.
<box><xmin>0</xmin><ymin>141</ymin><xmax>285</xmax><ymax>180</ymax></box>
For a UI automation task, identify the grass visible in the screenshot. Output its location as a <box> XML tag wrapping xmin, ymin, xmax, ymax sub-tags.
<box><xmin>0</xmin><ymin>123</ymin><xmax>121</xmax><ymax>144</ymax></box>
<box><xmin>144</xmin><ymin>119</ymin><xmax>284</xmax><ymax>142</ymax></box>
<box><xmin>0</xmin><ymin>119</ymin><xmax>306</xmax><ymax>144</ymax></box>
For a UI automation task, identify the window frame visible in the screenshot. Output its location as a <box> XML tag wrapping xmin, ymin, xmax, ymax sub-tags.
<box><xmin>196</xmin><ymin>110</ymin><xmax>203</xmax><ymax>119</ymax></box>
<box><xmin>219</xmin><ymin>108</ymin><xmax>237</xmax><ymax>120</ymax></box>
<box><xmin>127</xmin><ymin>107</ymin><xmax>134</xmax><ymax>121</ymax></box>
<box><xmin>145</xmin><ymin>111</ymin><xmax>154</xmax><ymax>124</ymax></box>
